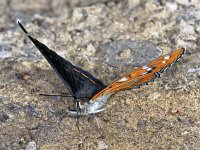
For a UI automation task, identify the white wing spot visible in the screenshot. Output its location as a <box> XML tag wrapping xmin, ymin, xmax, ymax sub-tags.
<box><xmin>142</xmin><ymin>65</ymin><xmax>152</xmax><ymax>72</ymax></box>
<box><xmin>118</xmin><ymin>77</ymin><xmax>128</xmax><ymax>82</ymax></box>
<box><xmin>162</xmin><ymin>55</ymin><xmax>170</xmax><ymax>64</ymax></box>
<box><xmin>146</xmin><ymin>67</ymin><xmax>152</xmax><ymax>72</ymax></box>
<box><xmin>164</xmin><ymin>55</ymin><xmax>170</xmax><ymax>60</ymax></box>
<box><xmin>142</xmin><ymin>65</ymin><xmax>148</xmax><ymax>69</ymax></box>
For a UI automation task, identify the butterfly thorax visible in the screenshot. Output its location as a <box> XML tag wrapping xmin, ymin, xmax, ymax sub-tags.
<box><xmin>68</xmin><ymin>94</ymin><xmax>111</xmax><ymax>116</ymax></box>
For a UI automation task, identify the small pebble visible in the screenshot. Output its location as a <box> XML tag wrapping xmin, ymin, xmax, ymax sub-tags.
<box><xmin>85</xmin><ymin>43</ymin><xmax>96</xmax><ymax>56</ymax></box>
<box><xmin>118</xmin><ymin>48</ymin><xmax>131</xmax><ymax>59</ymax></box>
<box><xmin>170</xmin><ymin>108</ymin><xmax>180</xmax><ymax>115</ymax></box>
<box><xmin>188</xmin><ymin>67</ymin><xmax>198</xmax><ymax>74</ymax></box>
<box><xmin>0</xmin><ymin>85</ymin><xmax>4</xmax><ymax>90</ymax></box>
<box><xmin>16</xmin><ymin>72</ymin><xmax>31</xmax><ymax>81</ymax></box>
<box><xmin>98</xmin><ymin>141</ymin><xmax>108</xmax><ymax>150</ymax></box>
<box><xmin>0</xmin><ymin>112</ymin><xmax>9</xmax><ymax>123</ymax></box>
<box><xmin>179</xmin><ymin>19</ymin><xmax>197</xmax><ymax>41</ymax></box>
<box><xmin>26</xmin><ymin>141</ymin><xmax>37</xmax><ymax>150</ymax></box>
<box><xmin>147</xmin><ymin>92</ymin><xmax>161</xmax><ymax>100</ymax></box>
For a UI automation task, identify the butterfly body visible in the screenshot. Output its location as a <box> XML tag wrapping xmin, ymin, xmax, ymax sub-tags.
<box><xmin>18</xmin><ymin>22</ymin><xmax>185</xmax><ymax>116</ymax></box>
<box><xmin>68</xmin><ymin>94</ymin><xmax>111</xmax><ymax>116</ymax></box>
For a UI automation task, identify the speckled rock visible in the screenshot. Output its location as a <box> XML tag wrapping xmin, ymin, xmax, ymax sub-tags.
<box><xmin>0</xmin><ymin>0</ymin><xmax>199</xmax><ymax>149</ymax></box>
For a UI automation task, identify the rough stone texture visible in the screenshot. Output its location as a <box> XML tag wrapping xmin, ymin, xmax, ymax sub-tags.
<box><xmin>0</xmin><ymin>0</ymin><xmax>200</xmax><ymax>149</ymax></box>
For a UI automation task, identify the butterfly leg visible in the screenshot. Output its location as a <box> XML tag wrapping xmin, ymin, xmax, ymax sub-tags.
<box><xmin>93</xmin><ymin>115</ymin><xmax>103</xmax><ymax>134</ymax></box>
<box><xmin>75</xmin><ymin>115</ymin><xmax>80</xmax><ymax>132</ymax></box>
<box><xmin>75</xmin><ymin>99</ymin><xmax>82</xmax><ymax>114</ymax></box>
<box><xmin>75</xmin><ymin>99</ymin><xmax>81</xmax><ymax>132</ymax></box>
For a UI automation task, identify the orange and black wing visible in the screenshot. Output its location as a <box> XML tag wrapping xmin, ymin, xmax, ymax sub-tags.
<box><xmin>91</xmin><ymin>48</ymin><xmax>185</xmax><ymax>100</ymax></box>
<box><xmin>18</xmin><ymin>22</ymin><xmax>106</xmax><ymax>100</ymax></box>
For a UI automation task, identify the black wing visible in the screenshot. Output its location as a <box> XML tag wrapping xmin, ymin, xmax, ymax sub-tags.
<box><xmin>18</xmin><ymin>22</ymin><xmax>106</xmax><ymax>99</ymax></box>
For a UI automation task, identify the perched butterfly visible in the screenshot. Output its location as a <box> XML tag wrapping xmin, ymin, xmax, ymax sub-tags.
<box><xmin>18</xmin><ymin>22</ymin><xmax>185</xmax><ymax>116</ymax></box>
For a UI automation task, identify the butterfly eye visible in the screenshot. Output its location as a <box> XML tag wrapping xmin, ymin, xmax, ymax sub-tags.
<box><xmin>80</xmin><ymin>99</ymin><xmax>86</xmax><ymax>105</ymax></box>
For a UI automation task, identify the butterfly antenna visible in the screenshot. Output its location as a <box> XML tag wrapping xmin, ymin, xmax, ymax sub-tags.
<box><xmin>39</xmin><ymin>93</ymin><xmax>74</xmax><ymax>97</ymax></box>
<box><xmin>75</xmin><ymin>113</ymin><xmax>81</xmax><ymax>132</ymax></box>
<box><xmin>40</xmin><ymin>93</ymin><xmax>90</xmax><ymax>100</ymax></box>
<box><xmin>76</xmin><ymin>118</ymin><xmax>80</xmax><ymax>132</ymax></box>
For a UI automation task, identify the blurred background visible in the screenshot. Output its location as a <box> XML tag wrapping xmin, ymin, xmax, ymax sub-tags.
<box><xmin>0</xmin><ymin>0</ymin><xmax>200</xmax><ymax>149</ymax></box>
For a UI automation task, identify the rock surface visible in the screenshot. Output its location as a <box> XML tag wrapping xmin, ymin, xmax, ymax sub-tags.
<box><xmin>0</xmin><ymin>0</ymin><xmax>199</xmax><ymax>149</ymax></box>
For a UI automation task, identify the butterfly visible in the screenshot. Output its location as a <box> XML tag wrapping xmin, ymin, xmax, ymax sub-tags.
<box><xmin>18</xmin><ymin>21</ymin><xmax>185</xmax><ymax>116</ymax></box>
